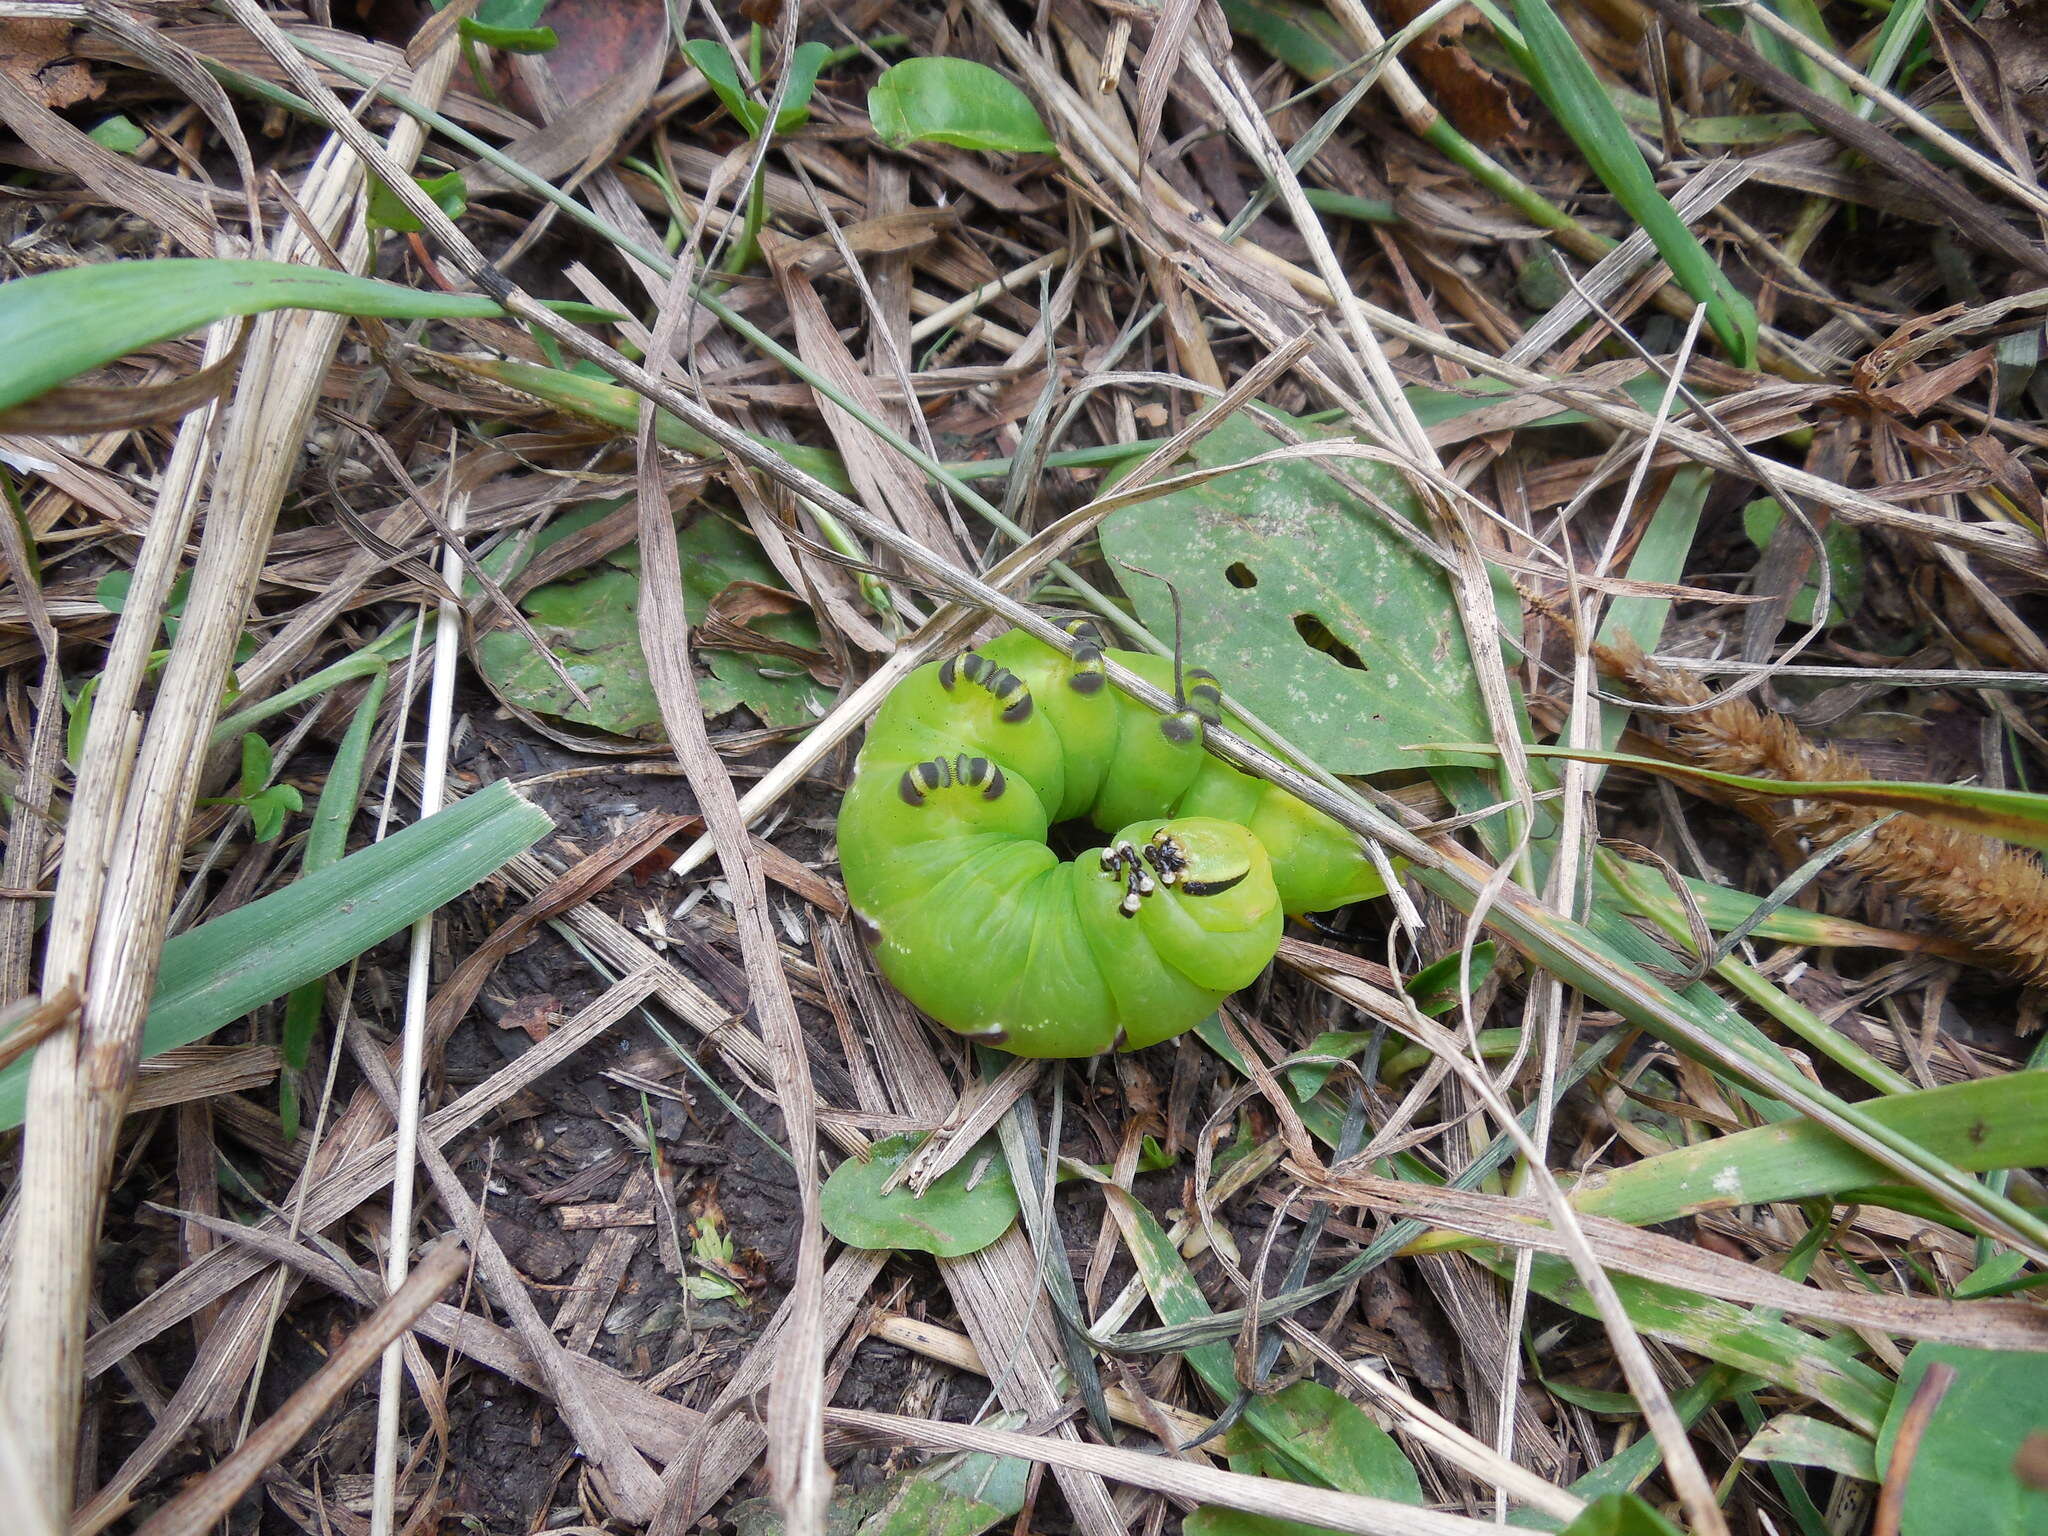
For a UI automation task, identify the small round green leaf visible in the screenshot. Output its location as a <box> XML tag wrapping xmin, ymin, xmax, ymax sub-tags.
<box><xmin>868</xmin><ymin>58</ymin><xmax>1056</xmax><ymax>154</ymax></box>
<box><xmin>820</xmin><ymin>1132</ymin><xmax>1019</xmax><ymax>1257</ymax></box>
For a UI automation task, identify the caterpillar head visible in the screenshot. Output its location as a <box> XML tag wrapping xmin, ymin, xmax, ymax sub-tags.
<box><xmin>1097</xmin><ymin>817</ymin><xmax>1281</xmax><ymax>994</ymax></box>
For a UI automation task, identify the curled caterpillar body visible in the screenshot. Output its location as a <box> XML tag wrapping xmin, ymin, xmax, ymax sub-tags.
<box><xmin>837</xmin><ymin>627</ymin><xmax>1389</xmax><ymax>1057</ymax></box>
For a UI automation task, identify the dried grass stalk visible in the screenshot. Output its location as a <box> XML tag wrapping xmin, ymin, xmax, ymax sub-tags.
<box><xmin>1608</xmin><ymin>641</ymin><xmax>2048</xmax><ymax>985</ymax></box>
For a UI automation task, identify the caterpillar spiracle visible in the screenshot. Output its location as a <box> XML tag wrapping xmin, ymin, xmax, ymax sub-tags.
<box><xmin>837</xmin><ymin>622</ymin><xmax>1388</xmax><ymax>1057</ymax></box>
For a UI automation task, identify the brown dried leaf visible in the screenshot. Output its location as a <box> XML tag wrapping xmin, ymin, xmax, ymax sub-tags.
<box><xmin>1379</xmin><ymin>0</ymin><xmax>1526</xmax><ymax>145</ymax></box>
<box><xmin>0</xmin><ymin>19</ymin><xmax>99</xmax><ymax>110</ymax></box>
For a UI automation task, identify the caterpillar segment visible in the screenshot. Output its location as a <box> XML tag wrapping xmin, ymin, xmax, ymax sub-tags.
<box><xmin>839</xmin><ymin>627</ymin><xmax>1388</xmax><ymax>1056</ymax></box>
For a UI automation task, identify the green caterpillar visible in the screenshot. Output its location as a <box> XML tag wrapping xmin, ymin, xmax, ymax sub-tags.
<box><xmin>837</xmin><ymin>623</ymin><xmax>1387</xmax><ymax>1057</ymax></box>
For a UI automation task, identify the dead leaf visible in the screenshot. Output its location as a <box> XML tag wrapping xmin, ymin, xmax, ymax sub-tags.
<box><xmin>1378</xmin><ymin>0</ymin><xmax>1526</xmax><ymax>145</ymax></box>
<box><xmin>0</xmin><ymin>19</ymin><xmax>99</xmax><ymax>110</ymax></box>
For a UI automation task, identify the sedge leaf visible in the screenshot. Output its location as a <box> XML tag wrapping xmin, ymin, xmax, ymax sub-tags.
<box><xmin>1508</xmin><ymin>0</ymin><xmax>1756</xmax><ymax>365</ymax></box>
<box><xmin>0</xmin><ymin>780</ymin><xmax>552</xmax><ymax>1130</ymax></box>
<box><xmin>0</xmin><ymin>260</ymin><xmax>612</xmax><ymax>418</ymax></box>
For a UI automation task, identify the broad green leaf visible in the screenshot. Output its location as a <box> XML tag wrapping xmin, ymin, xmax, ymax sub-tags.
<box><xmin>818</xmin><ymin>1133</ymin><xmax>1019</xmax><ymax>1257</ymax></box>
<box><xmin>0</xmin><ymin>779</ymin><xmax>552</xmax><ymax>1129</ymax></box>
<box><xmin>0</xmin><ymin>260</ymin><xmax>611</xmax><ymax>418</ymax></box>
<box><xmin>474</xmin><ymin>504</ymin><xmax>831</xmax><ymax>736</ymax></box>
<box><xmin>1874</xmin><ymin>1344</ymin><xmax>2048</xmax><ymax>1534</ymax></box>
<box><xmin>1507</xmin><ymin>0</ymin><xmax>1756</xmax><ymax>365</ymax></box>
<box><xmin>1224</xmin><ymin>1381</ymin><xmax>1424</xmax><ymax>1505</ymax></box>
<box><xmin>1570</xmin><ymin>1071</ymin><xmax>2048</xmax><ymax>1227</ymax></box>
<box><xmin>1740</xmin><ymin>1413</ymin><xmax>1878</xmax><ymax>1482</ymax></box>
<box><xmin>1743</xmin><ymin>497</ymin><xmax>1864</xmax><ymax>626</ymax></box>
<box><xmin>1499</xmin><ymin>744</ymin><xmax>2048</xmax><ymax>854</ymax></box>
<box><xmin>868</xmin><ymin>58</ymin><xmax>1056</xmax><ymax>153</ymax></box>
<box><xmin>1102</xmin><ymin>411</ymin><xmax>1498</xmax><ymax>773</ymax></box>
<box><xmin>685</xmin><ymin>39</ymin><xmax>832</xmax><ymax>137</ymax></box>
<box><xmin>1557</xmin><ymin>1493</ymin><xmax>1684</xmax><ymax>1536</ymax></box>
<box><xmin>366</xmin><ymin>170</ymin><xmax>468</xmax><ymax>234</ymax></box>
<box><xmin>854</xmin><ymin>1435</ymin><xmax>1031</xmax><ymax>1536</ymax></box>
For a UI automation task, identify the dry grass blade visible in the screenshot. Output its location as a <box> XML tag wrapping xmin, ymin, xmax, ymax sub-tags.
<box><xmin>636</xmin><ymin>243</ymin><xmax>830</xmax><ymax>1530</ymax></box>
<box><xmin>0</xmin><ymin>17</ymin><xmax>457</xmax><ymax>1516</ymax></box>
<box><xmin>130</xmin><ymin>1237</ymin><xmax>468</xmax><ymax>1536</ymax></box>
<box><xmin>15</xmin><ymin>2</ymin><xmax>2048</xmax><ymax>1530</ymax></box>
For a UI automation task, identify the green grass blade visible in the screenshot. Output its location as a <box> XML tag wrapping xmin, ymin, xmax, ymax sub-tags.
<box><xmin>1570</xmin><ymin>1071</ymin><xmax>2048</xmax><ymax>1227</ymax></box>
<box><xmin>0</xmin><ymin>259</ymin><xmax>613</xmax><ymax>416</ymax></box>
<box><xmin>0</xmin><ymin>779</ymin><xmax>552</xmax><ymax>1129</ymax></box>
<box><xmin>1501</xmin><ymin>744</ymin><xmax>2048</xmax><ymax>853</ymax></box>
<box><xmin>1467</xmin><ymin>1248</ymin><xmax>1893</xmax><ymax>1432</ymax></box>
<box><xmin>278</xmin><ymin>667</ymin><xmax>388</xmax><ymax>1140</ymax></box>
<box><xmin>1506</xmin><ymin>0</ymin><xmax>1758</xmax><ymax>364</ymax></box>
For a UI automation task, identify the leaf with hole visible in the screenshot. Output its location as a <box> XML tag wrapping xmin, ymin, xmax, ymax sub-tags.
<box><xmin>818</xmin><ymin>1133</ymin><xmax>1018</xmax><ymax>1257</ymax></box>
<box><xmin>1102</xmin><ymin>410</ymin><xmax>1499</xmax><ymax>773</ymax></box>
<box><xmin>868</xmin><ymin>58</ymin><xmax>1056</xmax><ymax>153</ymax></box>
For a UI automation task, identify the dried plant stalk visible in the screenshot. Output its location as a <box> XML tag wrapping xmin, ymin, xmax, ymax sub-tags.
<box><xmin>1606</xmin><ymin>642</ymin><xmax>2048</xmax><ymax>985</ymax></box>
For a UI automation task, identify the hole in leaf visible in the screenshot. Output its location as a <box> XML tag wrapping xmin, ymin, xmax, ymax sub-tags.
<box><xmin>1225</xmin><ymin>562</ymin><xmax>1258</xmax><ymax>589</ymax></box>
<box><xmin>1292</xmin><ymin>613</ymin><xmax>1368</xmax><ymax>672</ymax></box>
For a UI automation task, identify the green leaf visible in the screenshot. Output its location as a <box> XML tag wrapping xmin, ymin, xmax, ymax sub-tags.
<box><xmin>685</xmin><ymin>39</ymin><xmax>832</xmax><ymax>137</ymax></box>
<box><xmin>1497</xmin><ymin>743</ymin><xmax>2048</xmax><ymax>856</ymax></box>
<box><xmin>89</xmin><ymin>116</ymin><xmax>147</xmax><ymax>155</ymax></box>
<box><xmin>853</xmin><ymin>1436</ymin><xmax>1031</xmax><ymax>1536</ymax></box>
<box><xmin>1101</xmin><ymin>1182</ymin><xmax>1420</xmax><ymax>1500</ymax></box>
<box><xmin>366</xmin><ymin>170</ymin><xmax>469</xmax><ymax>234</ymax></box>
<box><xmin>1742</xmin><ymin>497</ymin><xmax>1864</xmax><ymax>626</ymax></box>
<box><xmin>238</xmin><ymin>733</ymin><xmax>272</xmax><ymax>798</ymax></box>
<box><xmin>1225</xmin><ymin>1382</ymin><xmax>1424</xmax><ymax>1505</ymax></box>
<box><xmin>868</xmin><ymin>58</ymin><xmax>1056</xmax><ymax>154</ymax></box>
<box><xmin>1873</xmin><ymin>1344</ymin><xmax>2048</xmax><ymax>1535</ymax></box>
<box><xmin>0</xmin><ymin>780</ymin><xmax>552</xmax><ymax>1130</ymax></box>
<box><xmin>818</xmin><ymin>1133</ymin><xmax>1019</xmax><ymax>1257</ymax></box>
<box><xmin>437</xmin><ymin>0</ymin><xmax>557</xmax><ymax>53</ymax></box>
<box><xmin>0</xmin><ymin>260</ymin><xmax>610</xmax><ymax>418</ymax></box>
<box><xmin>1506</xmin><ymin>0</ymin><xmax>1756</xmax><ymax>365</ymax></box>
<box><xmin>474</xmin><ymin>504</ymin><xmax>831</xmax><ymax>736</ymax></box>
<box><xmin>1557</xmin><ymin>1493</ymin><xmax>1685</xmax><ymax>1536</ymax></box>
<box><xmin>683</xmin><ymin>1272</ymin><xmax>743</xmax><ymax>1302</ymax></box>
<box><xmin>245</xmin><ymin>785</ymin><xmax>302</xmax><ymax>844</ymax></box>
<box><xmin>1739</xmin><ymin>1413</ymin><xmax>1878</xmax><ymax>1483</ymax></box>
<box><xmin>1570</xmin><ymin>1071</ymin><xmax>2048</xmax><ymax>1227</ymax></box>
<box><xmin>1102</xmin><ymin>410</ymin><xmax>1499</xmax><ymax>773</ymax></box>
